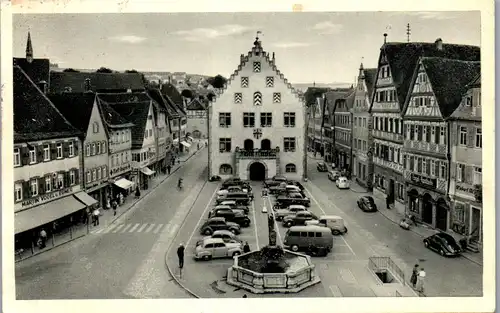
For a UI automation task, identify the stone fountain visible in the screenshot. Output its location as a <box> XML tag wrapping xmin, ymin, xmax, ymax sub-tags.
<box><xmin>226</xmin><ymin>213</ymin><xmax>320</xmax><ymax>293</ymax></box>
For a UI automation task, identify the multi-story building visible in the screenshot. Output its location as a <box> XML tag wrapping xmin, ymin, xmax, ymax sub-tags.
<box><xmin>186</xmin><ymin>98</ymin><xmax>208</xmax><ymax>139</ymax></box>
<box><xmin>97</xmin><ymin>93</ymin><xmax>157</xmax><ymax>190</ymax></box>
<box><xmin>369</xmin><ymin>37</ymin><xmax>480</xmax><ymax>214</ymax></box>
<box><xmin>208</xmin><ymin>37</ymin><xmax>307</xmax><ymax>181</ymax></box>
<box><xmin>14</xmin><ymin>65</ymin><xmax>96</xmax><ymax>256</ymax></box>
<box><xmin>351</xmin><ymin>64</ymin><xmax>377</xmax><ymax>189</ymax></box>
<box><xmin>147</xmin><ymin>88</ymin><xmax>175</xmax><ymax>169</ymax></box>
<box><xmin>49</xmin><ymin>92</ymin><xmax>110</xmax><ymax>208</ymax></box>
<box><xmin>333</xmin><ymin>90</ymin><xmax>354</xmax><ymax>170</ymax></box>
<box><xmin>448</xmin><ymin>73</ymin><xmax>482</xmax><ymax>249</ymax></box>
<box><xmin>304</xmin><ymin>87</ymin><xmax>329</xmax><ymax>154</ymax></box>
<box><xmin>402</xmin><ymin>57</ymin><xmax>480</xmax><ymax>231</ymax></box>
<box><xmin>162</xmin><ymin>83</ymin><xmax>190</xmax><ymax>153</ymax></box>
<box><xmin>325</xmin><ymin>90</ymin><xmax>350</xmax><ymax>165</ymax></box>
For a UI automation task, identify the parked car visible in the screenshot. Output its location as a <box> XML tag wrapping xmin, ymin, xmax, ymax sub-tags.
<box><xmin>217</xmin><ymin>200</ymin><xmax>250</xmax><ymax>214</ymax></box>
<box><xmin>357</xmin><ymin>196</ymin><xmax>377</xmax><ymax>212</ymax></box>
<box><xmin>194</xmin><ymin>238</ymin><xmax>242</xmax><ymax>261</ymax></box>
<box><xmin>423</xmin><ymin>233</ymin><xmax>462</xmax><ymax>257</ymax></box>
<box><xmin>305</xmin><ymin>215</ymin><xmax>348</xmax><ymax>235</ymax></box>
<box><xmin>221</xmin><ymin>177</ymin><xmax>242</xmax><ymax>188</ymax></box>
<box><xmin>282</xmin><ymin>210</ymin><xmax>319</xmax><ymax>228</ymax></box>
<box><xmin>217</xmin><ymin>185</ymin><xmax>254</xmax><ymax>200</ymax></box>
<box><xmin>208</xmin><ymin>207</ymin><xmax>251</xmax><ymax>227</ymax></box>
<box><xmin>336</xmin><ymin>177</ymin><xmax>350</xmax><ymax>189</ymax></box>
<box><xmin>200</xmin><ymin>217</ymin><xmax>241</xmax><ymax>235</ymax></box>
<box><xmin>317</xmin><ymin>162</ymin><xmax>328</xmax><ymax>172</ymax></box>
<box><xmin>276</xmin><ymin>192</ymin><xmax>311</xmax><ymax>208</ymax></box>
<box><xmin>263</xmin><ymin>176</ymin><xmax>288</xmax><ymax>188</ymax></box>
<box><xmin>200</xmin><ymin>230</ymin><xmax>242</xmax><ymax>245</ymax></box>
<box><xmin>286</xmin><ymin>180</ymin><xmax>305</xmax><ymax>191</ymax></box>
<box><xmin>328</xmin><ymin>170</ymin><xmax>341</xmax><ymax>181</ymax></box>
<box><xmin>216</xmin><ymin>191</ymin><xmax>251</xmax><ymax>205</ymax></box>
<box><xmin>274</xmin><ymin>204</ymin><xmax>308</xmax><ymax>221</ymax></box>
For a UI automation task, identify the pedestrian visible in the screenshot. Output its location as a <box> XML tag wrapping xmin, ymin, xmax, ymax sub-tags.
<box><xmin>243</xmin><ymin>241</ymin><xmax>250</xmax><ymax>253</ymax></box>
<box><xmin>242</xmin><ymin>294</ymin><xmax>247</xmax><ymax>298</ymax></box>
<box><xmin>93</xmin><ymin>207</ymin><xmax>100</xmax><ymax>226</ymax></box>
<box><xmin>135</xmin><ymin>186</ymin><xmax>141</xmax><ymax>199</ymax></box>
<box><xmin>197</xmin><ymin>143</ymin><xmax>200</xmax><ymax>150</ymax></box>
<box><xmin>119</xmin><ymin>192</ymin><xmax>124</xmax><ymax>206</ymax></box>
<box><xmin>112</xmin><ymin>199</ymin><xmax>118</xmax><ymax>216</ymax></box>
<box><xmin>167</xmin><ymin>164</ymin><xmax>171</xmax><ymax>175</ymax></box>
<box><xmin>386</xmin><ymin>196</ymin><xmax>391</xmax><ymax>210</ymax></box>
<box><xmin>177</xmin><ymin>243</ymin><xmax>185</xmax><ymax>269</ymax></box>
<box><xmin>410</xmin><ymin>264</ymin><xmax>419</xmax><ymax>288</ymax></box>
<box><xmin>39</xmin><ymin>228</ymin><xmax>48</xmax><ymax>249</ymax></box>
<box><xmin>416</xmin><ymin>268</ymin><xmax>426</xmax><ymax>293</ymax></box>
<box><xmin>106</xmin><ymin>197</ymin><xmax>111</xmax><ymax>210</ymax></box>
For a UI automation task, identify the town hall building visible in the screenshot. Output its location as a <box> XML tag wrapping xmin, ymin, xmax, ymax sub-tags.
<box><xmin>208</xmin><ymin>36</ymin><xmax>307</xmax><ymax>181</ymax></box>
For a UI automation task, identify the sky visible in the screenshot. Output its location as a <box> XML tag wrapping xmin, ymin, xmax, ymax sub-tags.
<box><xmin>13</xmin><ymin>12</ymin><xmax>480</xmax><ymax>84</ymax></box>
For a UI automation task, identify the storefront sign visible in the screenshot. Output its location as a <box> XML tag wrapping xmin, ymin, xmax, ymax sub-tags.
<box><xmin>410</xmin><ymin>173</ymin><xmax>436</xmax><ymax>189</ymax></box>
<box><xmin>110</xmin><ymin>164</ymin><xmax>131</xmax><ymax>177</ymax></box>
<box><xmin>21</xmin><ymin>187</ymin><xmax>74</xmax><ymax>207</ymax></box>
<box><xmin>456</xmin><ymin>183</ymin><xmax>475</xmax><ymax>195</ymax></box>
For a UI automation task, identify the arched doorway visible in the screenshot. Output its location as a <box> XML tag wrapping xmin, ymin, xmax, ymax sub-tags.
<box><xmin>261</xmin><ymin>139</ymin><xmax>271</xmax><ymax>150</ymax></box>
<box><xmin>436</xmin><ymin>198</ymin><xmax>449</xmax><ymax>231</ymax></box>
<box><xmin>244</xmin><ymin>139</ymin><xmax>254</xmax><ymax>151</ymax></box>
<box><xmin>422</xmin><ymin>193</ymin><xmax>434</xmax><ymax>225</ymax></box>
<box><xmin>249</xmin><ymin>162</ymin><xmax>266</xmax><ymax>181</ymax></box>
<box><xmin>408</xmin><ymin>189</ymin><xmax>419</xmax><ymax>213</ymax></box>
<box><xmin>192</xmin><ymin>130</ymin><xmax>201</xmax><ymax>138</ymax></box>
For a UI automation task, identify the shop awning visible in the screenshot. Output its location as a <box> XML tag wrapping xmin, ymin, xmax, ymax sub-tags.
<box><xmin>173</xmin><ymin>138</ymin><xmax>179</xmax><ymax>143</ymax></box>
<box><xmin>74</xmin><ymin>191</ymin><xmax>98</xmax><ymax>207</ymax></box>
<box><xmin>114</xmin><ymin>178</ymin><xmax>135</xmax><ymax>190</ymax></box>
<box><xmin>140</xmin><ymin>167</ymin><xmax>156</xmax><ymax>176</ymax></box>
<box><xmin>15</xmin><ymin>195</ymin><xmax>86</xmax><ymax>234</ymax></box>
<box><xmin>181</xmin><ymin>141</ymin><xmax>191</xmax><ymax>148</ymax></box>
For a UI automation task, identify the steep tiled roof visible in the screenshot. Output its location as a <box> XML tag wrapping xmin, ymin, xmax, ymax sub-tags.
<box><xmin>48</xmin><ymin>93</ymin><xmax>98</xmax><ymax>136</ymax></box>
<box><xmin>419</xmin><ymin>57</ymin><xmax>480</xmax><ymax>118</ymax></box>
<box><xmin>381</xmin><ymin>42</ymin><xmax>480</xmax><ymax>109</ymax></box>
<box><xmin>148</xmin><ymin>88</ymin><xmax>178</xmax><ymax>119</ymax></box>
<box><xmin>186</xmin><ymin>98</ymin><xmax>206</xmax><ymax>111</ymax></box>
<box><xmin>161</xmin><ymin>82</ymin><xmax>183</xmax><ymax>106</ymax></box>
<box><xmin>325</xmin><ymin>90</ymin><xmax>351</xmax><ymax>119</ymax></box>
<box><xmin>97</xmin><ymin>98</ymin><xmax>135</xmax><ymax>128</ymax></box>
<box><xmin>50</xmin><ymin>72</ymin><xmax>145</xmax><ymax>93</ymax></box>
<box><xmin>13</xmin><ymin>57</ymin><xmax>50</xmax><ymax>86</ymax></box>
<box><xmin>344</xmin><ymin>89</ymin><xmax>356</xmax><ymax>110</ymax></box>
<box><xmin>97</xmin><ymin>92</ymin><xmax>151</xmax><ymax>103</ymax></box>
<box><xmin>13</xmin><ymin>66</ymin><xmax>82</xmax><ymax>142</ymax></box>
<box><xmin>364</xmin><ymin>68</ymin><xmax>378</xmax><ymax>99</ymax></box>
<box><xmin>304</xmin><ymin>87</ymin><xmax>330</xmax><ymax>107</ymax></box>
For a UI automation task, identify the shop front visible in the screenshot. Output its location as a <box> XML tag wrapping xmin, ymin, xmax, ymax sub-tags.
<box><xmin>140</xmin><ymin>167</ymin><xmax>156</xmax><ymax>189</ymax></box>
<box><xmin>373</xmin><ymin>165</ymin><xmax>405</xmax><ymax>215</ymax></box>
<box><xmin>334</xmin><ymin>145</ymin><xmax>351</xmax><ymax>170</ymax></box>
<box><xmin>451</xmin><ymin>183</ymin><xmax>482</xmax><ymax>244</ymax></box>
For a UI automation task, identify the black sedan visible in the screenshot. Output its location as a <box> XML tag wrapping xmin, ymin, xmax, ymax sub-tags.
<box><xmin>423</xmin><ymin>233</ymin><xmax>462</xmax><ymax>257</ymax></box>
<box><xmin>286</xmin><ymin>180</ymin><xmax>305</xmax><ymax>191</ymax></box>
<box><xmin>357</xmin><ymin>196</ymin><xmax>377</xmax><ymax>212</ymax></box>
<box><xmin>317</xmin><ymin>162</ymin><xmax>328</xmax><ymax>172</ymax></box>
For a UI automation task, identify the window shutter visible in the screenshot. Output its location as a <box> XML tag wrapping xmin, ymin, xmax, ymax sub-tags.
<box><xmin>36</xmin><ymin>145</ymin><xmax>43</xmax><ymax>163</ymax></box>
<box><xmin>38</xmin><ymin>177</ymin><xmax>45</xmax><ymax>195</ymax></box>
<box><xmin>435</xmin><ymin>161</ymin><xmax>440</xmax><ymax>177</ymax></box>
<box><xmin>466</xmin><ymin>128</ymin><xmax>474</xmax><ymax>148</ymax></box>
<box><xmin>63</xmin><ymin>142</ymin><xmax>69</xmax><ymax>158</ymax></box>
<box><xmin>22</xmin><ymin>181</ymin><xmax>30</xmax><ymax>199</ymax></box>
<box><xmin>74</xmin><ymin>141</ymin><xmax>79</xmax><ymax>157</ymax></box>
<box><xmin>465</xmin><ymin>166</ymin><xmax>473</xmax><ymax>184</ymax></box>
<box><xmin>64</xmin><ymin>172</ymin><xmax>70</xmax><ymax>187</ymax></box>
<box><xmin>20</xmin><ymin>147</ymin><xmax>28</xmax><ymax>166</ymax></box>
<box><xmin>75</xmin><ymin>170</ymin><xmax>80</xmax><ymax>185</ymax></box>
<box><xmin>51</xmin><ymin>143</ymin><xmax>57</xmax><ymax>159</ymax></box>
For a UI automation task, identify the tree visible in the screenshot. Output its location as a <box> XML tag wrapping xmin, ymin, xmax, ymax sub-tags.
<box><xmin>207</xmin><ymin>74</ymin><xmax>227</xmax><ymax>89</ymax></box>
<box><xmin>181</xmin><ymin>89</ymin><xmax>194</xmax><ymax>99</ymax></box>
<box><xmin>207</xmin><ymin>92</ymin><xmax>216</xmax><ymax>102</ymax></box>
<box><xmin>95</xmin><ymin>67</ymin><xmax>113</xmax><ymax>73</ymax></box>
<box><xmin>63</xmin><ymin>68</ymin><xmax>80</xmax><ymax>72</ymax></box>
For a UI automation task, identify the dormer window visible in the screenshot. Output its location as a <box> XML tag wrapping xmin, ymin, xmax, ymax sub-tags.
<box><xmin>92</xmin><ymin>121</ymin><xmax>99</xmax><ymax>133</ymax></box>
<box><xmin>466</xmin><ymin>96</ymin><xmax>473</xmax><ymax>106</ymax></box>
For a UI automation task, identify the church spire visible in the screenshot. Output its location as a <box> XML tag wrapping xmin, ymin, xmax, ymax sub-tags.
<box><xmin>26</xmin><ymin>31</ymin><xmax>33</xmax><ymax>63</ymax></box>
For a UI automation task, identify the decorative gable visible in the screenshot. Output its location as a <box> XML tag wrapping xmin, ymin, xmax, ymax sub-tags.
<box><xmin>404</xmin><ymin>62</ymin><xmax>442</xmax><ymax>119</ymax></box>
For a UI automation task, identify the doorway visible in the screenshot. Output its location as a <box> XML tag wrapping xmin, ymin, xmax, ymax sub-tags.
<box><xmin>436</xmin><ymin>199</ymin><xmax>449</xmax><ymax>231</ymax></box>
<box><xmin>388</xmin><ymin>179</ymin><xmax>395</xmax><ymax>203</ymax></box>
<box><xmin>244</xmin><ymin>139</ymin><xmax>254</xmax><ymax>151</ymax></box>
<box><xmin>471</xmin><ymin>207</ymin><xmax>481</xmax><ymax>242</ymax></box>
<box><xmin>249</xmin><ymin>162</ymin><xmax>266</xmax><ymax>181</ymax></box>
<box><xmin>261</xmin><ymin>139</ymin><xmax>271</xmax><ymax>150</ymax></box>
<box><xmin>422</xmin><ymin>194</ymin><xmax>433</xmax><ymax>225</ymax></box>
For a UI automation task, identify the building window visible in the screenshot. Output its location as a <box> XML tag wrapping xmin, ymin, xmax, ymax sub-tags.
<box><xmin>70</xmin><ymin>171</ymin><xmax>75</xmax><ymax>185</ymax></box>
<box><xmin>253</xmin><ymin>61</ymin><xmax>261</xmax><ymax>72</ymax></box>
<box><xmin>97</xmin><ymin>168</ymin><xmax>102</xmax><ymax>180</ymax></box>
<box><xmin>102</xmin><ymin>166</ymin><xmax>107</xmax><ymax>178</ymax></box>
<box><xmin>234</xmin><ymin>93</ymin><xmax>242</xmax><ymax>104</ymax></box>
<box><xmin>273</xmin><ymin>93</ymin><xmax>281</xmax><ymax>103</ymax></box>
<box><xmin>43</xmin><ymin>144</ymin><xmax>50</xmax><ymax>161</ymax></box>
<box><xmin>14</xmin><ymin>148</ymin><xmax>20</xmax><ymax>166</ymax></box>
<box><xmin>219</xmin><ymin>164</ymin><xmax>233</xmax><ymax>175</ymax></box>
<box><xmin>440</xmin><ymin>162</ymin><xmax>447</xmax><ymax>179</ymax></box>
<box><xmin>15</xmin><ymin>183</ymin><xmax>22</xmax><ymax>201</ymax></box>
<box><xmin>91</xmin><ymin>143</ymin><xmax>96</xmax><ymax>155</ymax></box>
<box><xmin>56</xmin><ymin>143</ymin><xmax>63</xmax><ymax>159</ymax></box>
<box><xmin>219</xmin><ymin>138</ymin><xmax>231</xmax><ymax>152</ymax></box>
<box><xmin>87</xmin><ymin>171</ymin><xmax>91</xmax><ymax>183</ymax></box>
<box><xmin>260</xmin><ymin>113</ymin><xmax>272</xmax><ymax>127</ymax></box>
<box><xmin>474</xmin><ymin>167</ymin><xmax>482</xmax><ymax>184</ymax></box>
<box><xmin>93</xmin><ymin>122</ymin><xmax>99</xmax><ymax>133</ymax></box>
<box><xmin>92</xmin><ymin>169</ymin><xmax>97</xmax><ymax>181</ymax></box>
<box><xmin>30</xmin><ymin>179</ymin><xmax>38</xmax><ymax>196</ymax></box>
<box><xmin>57</xmin><ymin>173</ymin><xmax>64</xmax><ymax>188</ymax></box>
<box><xmin>266</xmin><ymin>76</ymin><xmax>274</xmax><ymax>87</ymax></box>
<box><xmin>466</xmin><ymin>96</ymin><xmax>473</xmax><ymax>106</ymax></box>
<box><xmin>455</xmin><ymin>202</ymin><xmax>466</xmax><ymax>223</ymax></box>
<box><xmin>284</xmin><ymin>137</ymin><xmax>296</xmax><ymax>152</ymax></box>
<box><xmin>241</xmin><ymin>77</ymin><xmax>249</xmax><ymax>88</ymax></box>
<box><xmin>459</xmin><ymin>126</ymin><xmax>467</xmax><ymax>145</ymax></box>
<box><xmin>243</xmin><ymin>113</ymin><xmax>255</xmax><ymax>127</ymax></box>
<box><xmin>285</xmin><ymin>163</ymin><xmax>297</xmax><ymax>173</ymax></box>
<box><xmin>284</xmin><ymin>112</ymin><xmax>295</xmax><ymax>127</ymax></box>
<box><xmin>430</xmin><ymin>160</ymin><xmax>436</xmax><ymax>176</ymax></box>
<box><xmin>149</xmin><ymin>129</ymin><xmax>152</xmax><ymax>137</ymax></box>
<box><xmin>29</xmin><ymin>146</ymin><xmax>36</xmax><ymax>164</ymax></box>
<box><xmin>219</xmin><ymin>113</ymin><xmax>231</xmax><ymax>127</ymax></box>
<box><xmin>475</xmin><ymin>128</ymin><xmax>482</xmax><ymax>148</ymax></box>
<box><xmin>253</xmin><ymin>92</ymin><xmax>262</xmax><ymax>106</ymax></box>
<box><xmin>86</xmin><ymin>144</ymin><xmax>90</xmax><ymax>156</ymax></box>
<box><xmin>97</xmin><ymin>142</ymin><xmax>101</xmax><ymax>154</ymax></box>
<box><xmin>102</xmin><ymin>142</ymin><xmax>106</xmax><ymax>153</ymax></box>
<box><xmin>121</xmin><ymin>131</ymin><xmax>125</xmax><ymax>142</ymax></box>
<box><xmin>45</xmin><ymin>176</ymin><xmax>52</xmax><ymax>193</ymax></box>
<box><xmin>68</xmin><ymin>142</ymin><xmax>74</xmax><ymax>157</ymax></box>
<box><xmin>440</xmin><ymin>126</ymin><xmax>446</xmax><ymax>144</ymax></box>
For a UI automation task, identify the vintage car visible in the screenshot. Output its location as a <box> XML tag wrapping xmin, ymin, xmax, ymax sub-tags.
<box><xmin>282</xmin><ymin>210</ymin><xmax>319</xmax><ymax>228</ymax></box>
<box><xmin>276</xmin><ymin>192</ymin><xmax>311</xmax><ymax>208</ymax></box>
<box><xmin>423</xmin><ymin>233</ymin><xmax>462</xmax><ymax>257</ymax></box>
<box><xmin>208</xmin><ymin>207</ymin><xmax>251</xmax><ymax>227</ymax></box>
<box><xmin>194</xmin><ymin>237</ymin><xmax>243</xmax><ymax>261</ymax></box>
<box><xmin>357</xmin><ymin>196</ymin><xmax>377</xmax><ymax>212</ymax></box>
<box><xmin>199</xmin><ymin>217</ymin><xmax>241</xmax><ymax>235</ymax></box>
<box><xmin>317</xmin><ymin>162</ymin><xmax>328</xmax><ymax>172</ymax></box>
<box><xmin>335</xmin><ymin>177</ymin><xmax>350</xmax><ymax>189</ymax></box>
<box><xmin>274</xmin><ymin>204</ymin><xmax>308</xmax><ymax>221</ymax></box>
<box><xmin>263</xmin><ymin>176</ymin><xmax>288</xmax><ymax>188</ymax></box>
<box><xmin>305</xmin><ymin>215</ymin><xmax>348</xmax><ymax>235</ymax></box>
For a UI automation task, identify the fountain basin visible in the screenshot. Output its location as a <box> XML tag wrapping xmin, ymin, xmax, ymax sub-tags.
<box><xmin>226</xmin><ymin>249</ymin><xmax>321</xmax><ymax>294</ymax></box>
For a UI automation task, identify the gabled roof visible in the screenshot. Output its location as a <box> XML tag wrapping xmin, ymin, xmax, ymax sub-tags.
<box><xmin>304</xmin><ymin>87</ymin><xmax>330</xmax><ymax>107</ymax></box>
<box><xmin>407</xmin><ymin>57</ymin><xmax>480</xmax><ymax>118</ymax></box>
<box><xmin>97</xmin><ymin>98</ymin><xmax>135</xmax><ymax>129</ymax></box>
<box><xmin>13</xmin><ymin>57</ymin><xmax>50</xmax><ymax>86</ymax></box>
<box><xmin>186</xmin><ymin>98</ymin><xmax>206</xmax><ymax>111</ymax></box>
<box><xmin>379</xmin><ymin>42</ymin><xmax>480</xmax><ymax>110</ymax></box>
<box><xmin>50</xmin><ymin>72</ymin><xmax>145</xmax><ymax>93</ymax></box>
<box><xmin>161</xmin><ymin>93</ymin><xmax>181</xmax><ymax>119</ymax></box>
<box><xmin>344</xmin><ymin>89</ymin><xmax>356</xmax><ymax>110</ymax></box>
<box><xmin>48</xmin><ymin>93</ymin><xmax>98</xmax><ymax>136</ymax></box>
<box><xmin>13</xmin><ymin>66</ymin><xmax>82</xmax><ymax>142</ymax></box>
<box><xmin>363</xmin><ymin>68</ymin><xmax>378</xmax><ymax>99</ymax></box>
<box><xmin>325</xmin><ymin>90</ymin><xmax>351</xmax><ymax>119</ymax></box>
<box><xmin>161</xmin><ymin>82</ymin><xmax>183</xmax><ymax>106</ymax></box>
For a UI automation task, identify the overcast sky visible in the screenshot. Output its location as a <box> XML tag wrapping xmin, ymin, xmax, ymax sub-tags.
<box><xmin>13</xmin><ymin>12</ymin><xmax>480</xmax><ymax>84</ymax></box>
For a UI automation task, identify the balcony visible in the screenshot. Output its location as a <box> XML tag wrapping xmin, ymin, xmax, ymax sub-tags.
<box><xmin>374</xmin><ymin>157</ymin><xmax>403</xmax><ymax>173</ymax></box>
<box><xmin>372</xmin><ymin>130</ymin><xmax>403</xmax><ymax>143</ymax></box>
<box><xmin>403</xmin><ymin>140</ymin><xmax>446</xmax><ymax>155</ymax></box>
<box><xmin>235</xmin><ymin>147</ymin><xmax>279</xmax><ymax>159</ymax></box>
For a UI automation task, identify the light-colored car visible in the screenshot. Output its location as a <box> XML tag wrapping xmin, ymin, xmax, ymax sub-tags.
<box><xmin>328</xmin><ymin>170</ymin><xmax>341</xmax><ymax>181</ymax></box>
<box><xmin>336</xmin><ymin>177</ymin><xmax>350</xmax><ymax>189</ymax></box>
<box><xmin>199</xmin><ymin>230</ymin><xmax>242</xmax><ymax>245</ymax></box>
<box><xmin>305</xmin><ymin>215</ymin><xmax>348</xmax><ymax>235</ymax></box>
<box><xmin>194</xmin><ymin>237</ymin><xmax>242</xmax><ymax>261</ymax></box>
<box><xmin>274</xmin><ymin>204</ymin><xmax>307</xmax><ymax>221</ymax></box>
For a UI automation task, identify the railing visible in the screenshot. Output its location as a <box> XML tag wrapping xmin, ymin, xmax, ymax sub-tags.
<box><xmin>368</xmin><ymin>256</ymin><xmax>405</xmax><ymax>285</ymax></box>
<box><xmin>373</xmin><ymin>130</ymin><xmax>403</xmax><ymax>142</ymax></box>
<box><xmin>373</xmin><ymin>157</ymin><xmax>403</xmax><ymax>173</ymax></box>
<box><xmin>404</xmin><ymin>141</ymin><xmax>446</xmax><ymax>155</ymax></box>
<box><xmin>235</xmin><ymin>148</ymin><xmax>279</xmax><ymax>159</ymax></box>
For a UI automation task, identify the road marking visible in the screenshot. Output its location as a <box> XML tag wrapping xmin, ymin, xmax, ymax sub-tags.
<box><xmin>137</xmin><ymin>224</ymin><xmax>148</xmax><ymax>233</ymax></box>
<box><xmin>121</xmin><ymin>224</ymin><xmax>133</xmax><ymax>232</ymax></box>
<box><xmin>145</xmin><ymin>224</ymin><xmax>156</xmax><ymax>233</ymax></box>
<box><xmin>102</xmin><ymin>223</ymin><xmax>118</xmax><ymax>234</ymax></box>
<box><xmin>339</xmin><ymin>268</ymin><xmax>357</xmax><ymax>284</ymax></box>
<box><xmin>340</xmin><ymin>235</ymin><xmax>356</xmax><ymax>256</ymax></box>
<box><xmin>92</xmin><ymin>228</ymin><xmax>104</xmax><ymax>234</ymax></box>
<box><xmin>168</xmin><ymin>224</ymin><xmax>179</xmax><ymax>237</ymax></box>
<box><xmin>267</xmin><ymin>195</ymin><xmax>283</xmax><ymax>245</ymax></box>
<box><xmin>112</xmin><ymin>224</ymin><xmax>124</xmax><ymax>233</ymax></box>
<box><xmin>251</xmin><ymin>198</ymin><xmax>260</xmax><ymax>249</ymax></box>
<box><xmin>329</xmin><ymin>285</ymin><xmax>343</xmax><ymax>297</ymax></box>
<box><xmin>129</xmin><ymin>223</ymin><xmax>141</xmax><ymax>232</ymax></box>
<box><xmin>153</xmin><ymin>224</ymin><xmax>163</xmax><ymax>234</ymax></box>
<box><xmin>185</xmin><ymin>187</ymin><xmax>219</xmax><ymax>248</ymax></box>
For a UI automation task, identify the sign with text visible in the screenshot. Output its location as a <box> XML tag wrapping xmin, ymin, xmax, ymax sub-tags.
<box><xmin>456</xmin><ymin>183</ymin><xmax>475</xmax><ymax>196</ymax></box>
<box><xmin>20</xmin><ymin>187</ymin><xmax>75</xmax><ymax>208</ymax></box>
<box><xmin>410</xmin><ymin>173</ymin><xmax>437</xmax><ymax>189</ymax></box>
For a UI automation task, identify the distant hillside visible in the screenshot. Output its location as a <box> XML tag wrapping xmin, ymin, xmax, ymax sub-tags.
<box><xmin>292</xmin><ymin>82</ymin><xmax>352</xmax><ymax>92</ymax></box>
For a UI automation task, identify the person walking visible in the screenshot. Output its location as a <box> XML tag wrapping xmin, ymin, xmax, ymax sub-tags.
<box><xmin>39</xmin><ymin>228</ymin><xmax>48</xmax><ymax>249</ymax></box>
<box><xmin>112</xmin><ymin>199</ymin><xmax>118</xmax><ymax>216</ymax></box>
<box><xmin>166</xmin><ymin>164</ymin><xmax>171</xmax><ymax>175</ymax></box>
<box><xmin>416</xmin><ymin>268</ymin><xmax>426</xmax><ymax>294</ymax></box>
<box><xmin>135</xmin><ymin>186</ymin><xmax>141</xmax><ymax>199</ymax></box>
<box><xmin>243</xmin><ymin>241</ymin><xmax>250</xmax><ymax>253</ymax></box>
<box><xmin>177</xmin><ymin>243</ymin><xmax>185</xmax><ymax>269</ymax></box>
<box><xmin>386</xmin><ymin>196</ymin><xmax>391</xmax><ymax>210</ymax></box>
<box><xmin>93</xmin><ymin>207</ymin><xmax>100</xmax><ymax>226</ymax></box>
<box><xmin>410</xmin><ymin>264</ymin><xmax>419</xmax><ymax>288</ymax></box>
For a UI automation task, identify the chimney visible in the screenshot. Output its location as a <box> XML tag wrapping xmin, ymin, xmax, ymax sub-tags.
<box><xmin>435</xmin><ymin>38</ymin><xmax>443</xmax><ymax>51</ymax></box>
<box><xmin>38</xmin><ymin>81</ymin><xmax>48</xmax><ymax>94</ymax></box>
<box><xmin>383</xmin><ymin>33</ymin><xmax>388</xmax><ymax>44</ymax></box>
<box><xmin>84</xmin><ymin>78</ymin><xmax>91</xmax><ymax>92</ymax></box>
<box><xmin>272</xmin><ymin>52</ymin><xmax>275</xmax><ymax>61</ymax></box>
